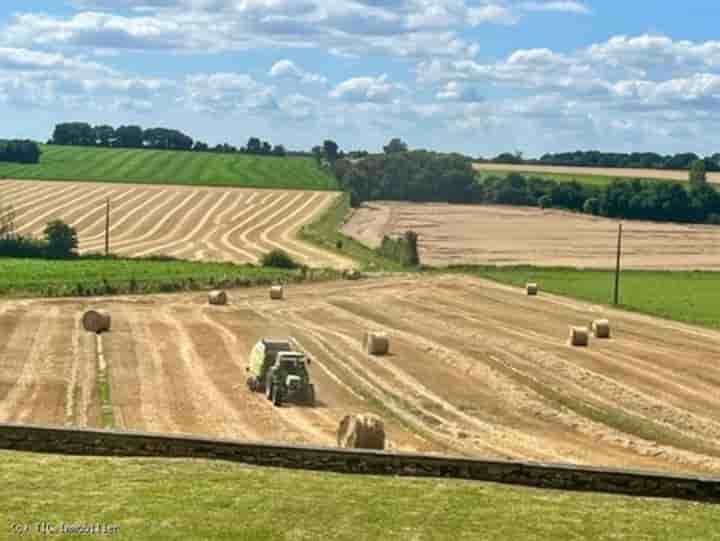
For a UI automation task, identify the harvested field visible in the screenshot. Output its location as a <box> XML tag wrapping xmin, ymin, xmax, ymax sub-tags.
<box><xmin>343</xmin><ymin>202</ymin><xmax>720</xmax><ymax>270</ymax></box>
<box><xmin>1</xmin><ymin>179</ymin><xmax>351</xmax><ymax>268</ymax></box>
<box><xmin>3</xmin><ymin>275</ymin><xmax>720</xmax><ymax>475</ymax></box>
<box><xmin>474</xmin><ymin>162</ymin><xmax>720</xmax><ymax>184</ymax></box>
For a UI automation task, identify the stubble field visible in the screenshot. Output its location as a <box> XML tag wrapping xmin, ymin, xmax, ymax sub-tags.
<box><xmin>0</xmin><ymin>179</ymin><xmax>351</xmax><ymax>268</ymax></box>
<box><xmin>2</xmin><ymin>275</ymin><xmax>720</xmax><ymax>476</ymax></box>
<box><xmin>473</xmin><ymin>162</ymin><xmax>720</xmax><ymax>184</ymax></box>
<box><xmin>343</xmin><ymin>202</ymin><xmax>720</xmax><ymax>270</ymax></box>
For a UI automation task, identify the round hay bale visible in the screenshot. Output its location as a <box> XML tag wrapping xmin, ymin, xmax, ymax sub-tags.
<box><xmin>269</xmin><ymin>285</ymin><xmax>284</xmax><ymax>300</ymax></box>
<box><xmin>82</xmin><ymin>310</ymin><xmax>111</xmax><ymax>334</ymax></box>
<box><xmin>591</xmin><ymin>319</ymin><xmax>611</xmax><ymax>339</ymax></box>
<box><xmin>569</xmin><ymin>326</ymin><xmax>589</xmax><ymax>347</ymax></box>
<box><xmin>364</xmin><ymin>332</ymin><xmax>389</xmax><ymax>356</ymax></box>
<box><xmin>337</xmin><ymin>413</ymin><xmax>386</xmax><ymax>450</ymax></box>
<box><xmin>208</xmin><ymin>290</ymin><xmax>228</xmax><ymax>306</ymax></box>
<box><xmin>526</xmin><ymin>283</ymin><xmax>539</xmax><ymax>296</ymax></box>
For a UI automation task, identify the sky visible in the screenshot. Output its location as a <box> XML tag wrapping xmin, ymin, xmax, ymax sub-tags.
<box><xmin>1</xmin><ymin>1</ymin><xmax>719</xmax><ymax>157</ymax></box>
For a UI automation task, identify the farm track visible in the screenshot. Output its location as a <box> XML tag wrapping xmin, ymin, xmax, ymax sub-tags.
<box><xmin>2</xmin><ymin>179</ymin><xmax>351</xmax><ymax>268</ymax></box>
<box><xmin>3</xmin><ymin>275</ymin><xmax>720</xmax><ymax>474</ymax></box>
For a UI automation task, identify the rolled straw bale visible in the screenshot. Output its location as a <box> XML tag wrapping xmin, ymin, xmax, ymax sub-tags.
<box><xmin>270</xmin><ymin>285</ymin><xmax>284</xmax><ymax>300</ymax></box>
<box><xmin>526</xmin><ymin>283</ymin><xmax>539</xmax><ymax>296</ymax></box>
<box><xmin>208</xmin><ymin>290</ymin><xmax>228</xmax><ymax>306</ymax></box>
<box><xmin>569</xmin><ymin>326</ymin><xmax>589</xmax><ymax>347</ymax></box>
<box><xmin>364</xmin><ymin>332</ymin><xmax>389</xmax><ymax>356</ymax></box>
<box><xmin>82</xmin><ymin>310</ymin><xmax>111</xmax><ymax>334</ymax></box>
<box><xmin>337</xmin><ymin>413</ymin><xmax>386</xmax><ymax>450</ymax></box>
<box><xmin>591</xmin><ymin>319</ymin><xmax>611</xmax><ymax>339</ymax></box>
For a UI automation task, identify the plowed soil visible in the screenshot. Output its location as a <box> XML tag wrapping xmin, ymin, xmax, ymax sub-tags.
<box><xmin>2</xmin><ymin>275</ymin><xmax>720</xmax><ymax>475</ymax></box>
<box><xmin>343</xmin><ymin>202</ymin><xmax>720</xmax><ymax>269</ymax></box>
<box><xmin>1</xmin><ymin>180</ymin><xmax>351</xmax><ymax>268</ymax></box>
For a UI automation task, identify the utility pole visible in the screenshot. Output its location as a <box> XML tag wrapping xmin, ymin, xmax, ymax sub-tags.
<box><xmin>105</xmin><ymin>198</ymin><xmax>110</xmax><ymax>256</ymax></box>
<box><xmin>613</xmin><ymin>223</ymin><xmax>623</xmax><ymax>306</ymax></box>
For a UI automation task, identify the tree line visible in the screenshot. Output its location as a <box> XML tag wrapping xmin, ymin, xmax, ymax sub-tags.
<box><xmin>479</xmin><ymin>172</ymin><xmax>720</xmax><ymax>224</ymax></box>
<box><xmin>331</xmin><ymin>137</ymin><xmax>720</xmax><ymax>225</ymax></box>
<box><xmin>50</xmin><ymin>122</ymin><xmax>288</xmax><ymax>156</ymax></box>
<box><xmin>0</xmin><ymin>140</ymin><xmax>41</xmax><ymax>164</ymax></box>
<box><xmin>489</xmin><ymin>150</ymin><xmax>720</xmax><ymax>172</ymax></box>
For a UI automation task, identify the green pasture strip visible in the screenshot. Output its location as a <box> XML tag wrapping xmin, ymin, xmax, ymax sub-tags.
<box><xmin>441</xmin><ymin>265</ymin><xmax>720</xmax><ymax>329</ymax></box>
<box><xmin>0</xmin><ymin>257</ymin><xmax>339</xmax><ymax>298</ymax></box>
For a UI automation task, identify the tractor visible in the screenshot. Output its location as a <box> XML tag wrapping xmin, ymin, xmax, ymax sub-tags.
<box><xmin>246</xmin><ymin>338</ymin><xmax>316</xmax><ymax>407</ymax></box>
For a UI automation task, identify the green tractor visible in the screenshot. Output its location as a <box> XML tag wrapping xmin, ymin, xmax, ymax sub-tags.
<box><xmin>246</xmin><ymin>338</ymin><xmax>316</xmax><ymax>407</ymax></box>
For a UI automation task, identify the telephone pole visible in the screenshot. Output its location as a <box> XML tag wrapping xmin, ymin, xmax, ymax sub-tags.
<box><xmin>105</xmin><ymin>198</ymin><xmax>110</xmax><ymax>256</ymax></box>
<box><xmin>613</xmin><ymin>223</ymin><xmax>623</xmax><ymax>306</ymax></box>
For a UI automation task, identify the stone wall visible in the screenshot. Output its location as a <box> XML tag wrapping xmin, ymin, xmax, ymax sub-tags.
<box><xmin>1</xmin><ymin>423</ymin><xmax>719</xmax><ymax>502</ymax></box>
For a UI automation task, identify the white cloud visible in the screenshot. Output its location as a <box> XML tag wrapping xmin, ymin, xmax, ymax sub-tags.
<box><xmin>330</xmin><ymin>74</ymin><xmax>403</xmax><ymax>103</ymax></box>
<box><xmin>436</xmin><ymin>81</ymin><xmax>484</xmax><ymax>102</ymax></box>
<box><xmin>520</xmin><ymin>1</ymin><xmax>591</xmax><ymax>14</ymax></box>
<box><xmin>269</xmin><ymin>60</ymin><xmax>327</xmax><ymax>85</ymax></box>
<box><xmin>182</xmin><ymin>72</ymin><xmax>277</xmax><ymax>114</ymax></box>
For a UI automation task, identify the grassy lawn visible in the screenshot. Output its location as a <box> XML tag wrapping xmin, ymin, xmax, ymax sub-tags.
<box><xmin>0</xmin><ymin>145</ymin><xmax>338</xmax><ymax>190</ymax></box>
<box><xmin>298</xmin><ymin>193</ymin><xmax>407</xmax><ymax>272</ymax></box>
<box><xmin>2</xmin><ymin>451</ymin><xmax>718</xmax><ymax>541</ymax></box>
<box><xmin>446</xmin><ymin>265</ymin><xmax>720</xmax><ymax>328</ymax></box>
<box><xmin>0</xmin><ymin>257</ymin><xmax>336</xmax><ymax>298</ymax></box>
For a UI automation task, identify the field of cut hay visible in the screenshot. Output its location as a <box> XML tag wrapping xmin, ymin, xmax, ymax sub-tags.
<box><xmin>3</xmin><ymin>275</ymin><xmax>720</xmax><ymax>476</ymax></box>
<box><xmin>474</xmin><ymin>162</ymin><xmax>720</xmax><ymax>184</ymax></box>
<box><xmin>343</xmin><ymin>202</ymin><xmax>720</xmax><ymax>270</ymax></box>
<box><xmin>0</xmin><ymin>179</ymin><xmax>351</xmax><ymax>268</ymax></box>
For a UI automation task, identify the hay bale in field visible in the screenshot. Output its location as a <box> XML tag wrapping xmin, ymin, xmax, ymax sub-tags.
<box><xmin>569</xmin><ymin>326</ymin><xmax>589</xmax><ymax>347</ymax></box>
<box><xmin>591</xmin><ymin>319</ymin><xmax>611</xmax><ymax>339</ymax></box>
<box><xmin>526</xmin><ymin>283</ymin><xmax>539</xmax><ymax>296</ymax></box>
<box><xmin>208</xmin><ymin>290</ymin><xmax>228</xmax><ymax>306</ymax></box>
<box><xmin>337</xmin><ymin>413</ymin><xmax>386</xmax><ymax>450</ymax></box>
<box><xmin>270</xmin><ymin>285</ymin><xmax>284</xmax><ymax>300</ymax></box>
<box><xmin>364</xmin><ymin>332</ymin><xmax>389</xmax><ymax>356</ymax></box>
<box><xmin>82</xmin><ymin>310</ymin><xmax>111</xmax><ymax>334</ymax></box>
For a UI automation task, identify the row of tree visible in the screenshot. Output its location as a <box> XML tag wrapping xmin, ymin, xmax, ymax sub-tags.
<box><xmin>49</xmin><ymin>123</ymin><xmax>288</xmax><ymax>156</ymax></box>
<box><xmin>490</xmin><ymin>150</ymin><xmax>720</xmax><ymax>172</ymax></box>
<box><xmin>0</xmin><ymin>140</ymin><xmax>41</xmax><ymax>164</ymax></box>
<box><xmin>479</xmin><ymin>173</ymin><xmax>720</xmax><ymax>224</ymax></box>
<box><xmin>333</xmin><ymin>150</ymin><xmax>479</xmax><ymax>207</ymax></box>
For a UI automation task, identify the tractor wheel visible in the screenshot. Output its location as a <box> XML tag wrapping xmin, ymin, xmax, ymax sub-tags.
<box><xmin>272</xmin><ymin>386</ymin><xmax>282</xmax><ymax>407</ymax></box>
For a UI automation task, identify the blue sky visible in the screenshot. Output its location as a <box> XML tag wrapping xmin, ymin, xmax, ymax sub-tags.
<box><xmin>1</xmin><ymin>1</ymin><xmax>719</xmax><ymax>157</ymax></box>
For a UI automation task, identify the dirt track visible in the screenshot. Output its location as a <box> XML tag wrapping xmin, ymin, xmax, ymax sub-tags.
<box><xmin>2</xmin><ymin>275</ymin><xmax>720</xmax><ymax>475</ymax></box>
<box><xmin>343</xmin><ymin>202</ymin><xmax>720</xmax><ymax>269</ymax></box>
<box><xmin>0</xmin><ymin>180</ymin><xmax>351</xmax><ymax>268</ymax></box>
<box><xmin>473</xmin><ymin>162</ymin><xmax>720</xmax><ymax>184</ymax></box>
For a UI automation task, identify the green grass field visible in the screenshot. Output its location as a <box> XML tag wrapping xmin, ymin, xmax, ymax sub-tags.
<box><xmin>0</xmin><ymin>145</ymin><xmax>338</xmax><ymax>190</ymax></box>
<box><xmin>477</xmin><ymin>170</ymin><xmax>670</xmax><ymax>187</ymax></box>
<box><xmin>447</xmin><ymin>266</ymin><xmax>720</xmax><ymax>328</ymax></box>
<box><xmin>2</xmin><ymin>451</ymin><xmax>718</xmax><ymax>541</ymax></box>
<box><xmin>0</xmin><ymin>257</ymin><xmax>335</xmax><ymax>298</ymax></box>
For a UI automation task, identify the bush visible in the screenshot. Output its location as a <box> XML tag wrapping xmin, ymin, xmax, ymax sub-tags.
<box><xmin>583</xmin><ymin>197</ymin><xmax>601</xmax><ymax>215</ymax></box>
<box><xmin>377</xmin><ymin>230</ymin><xmax>420</xmax><ymax>267</ymax></box>
<box><xmin>538</xmin><ymin>195</ymin><xmax>553</xmax><ymax>209</ymax></box>
<box><xmin>43</xmin><ymin>220</ymin><xmax>78</xmax><ymax>259</ymax></box>
<box><xmin>261</xmin><ymin>249</ymin><xmax>300</xmax><ymax>269</ymax></box>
